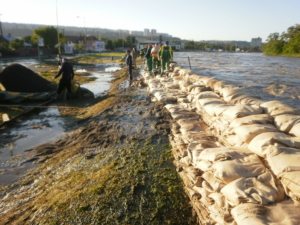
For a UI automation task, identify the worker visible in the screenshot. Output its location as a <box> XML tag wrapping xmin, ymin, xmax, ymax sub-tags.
<box><xmin>55</xmin><ymin>58</ymin><xmax>74</xmax><ymax>99</ymax></box>
<box><xmin>125</xmin><ymin>49</ymin><xmax>133</xmax><ymax>84</ymax></box>
<box><xmin>151</xmin><ymin>43</ymin><xmax>161</xmax><ymax>73</ymax></box>
<box><xmin>145</xmin><ymin>44</ymin><xmax>153</xmax><ymax>73</ymax></box>
<box><xmin>159</xmin><ymin>41</ymin><xmax>173</xmax><ymax>74</ymax></box>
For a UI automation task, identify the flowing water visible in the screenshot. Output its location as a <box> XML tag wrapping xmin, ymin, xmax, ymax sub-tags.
<box><xmin>174</xmin><ymin>52</ymin><xmax>300</xmax><ymax>107</ymax></box>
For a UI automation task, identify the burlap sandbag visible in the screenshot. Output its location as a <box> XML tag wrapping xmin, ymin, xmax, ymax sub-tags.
<box><xmin>229</xmin><ymin>114</ymin><xmax>273</xmax><ymax>129</ymax></box>
<box><xmin>290</xmin><ymin>123</ymin><xmax>300</xmax><ymax>137</ymax></box>
<box><xmin>225</xmin><ymin>124</ymin><xmax>278</xmax><ymax>147</ymax></box>
<box><xmin>230</xmin><ymin>95</ymin><xmax>262</xmax><ymax>107</ymax></box>
<box><xmin>248</xmin><ymin>132</ymin><xmax>300</xmax><ymax>157</ymax></box>
<box><xmin>203</xmin><ymin>171</ymin><xmax>225</xmax><ymax>192</ymax></box>
<box><xmin>266</xmin><ymin>146</ymin><xmax>300</xmax><ymax>175</ymax></box>
<box><xmin>177</xmin><ymin>118</ymin><xmax>202</xmax><ymax>132</ymax></box>
<box><xmin>220</xmin><ymin>104</ymin><xmax>263</xmax><ymax>121</ymax></box>
<box><xmin>280</xmin><ymin>171</ymin><xmax>300</xmax><ymax>202</ymax></box>
<box><xmin>221</xmin><ymin>171</ymin><xmax>285</xmax><ymax>206</ymax></box>
<box><xmin>197</xmin><ymin>91</ymin><xmax>220</xmax><ymax>99</ymax></box>
<box><xmin>198</xmin><ymin>98</ymin><xmax>225</xmax><ymax>107</ymax></box>
<box><xmin>261</xmin><ymin>100</ymin><xmax>298</xmax><ymax>116</ymax></box>
<box><xmin>232</xmin><ymin>201</ymin><xmax>300</xmax><ymax>225</ymax></box>
<box><xmin>202</xmin><ymin>103</ymin><xmax>229</xmax><ymax>117</ymax></box>
<box><xmin>197</xmin><ymin>147</ymin><xmax>249</xmax><ymax>162</ymax></box>
<box><xmin>212</xmin><ymin>154</ymin><xmax>266</xmax><ymax>184</ymax></box>
<box><xmin>274</xmin><ymin>114</ymin><xmax>300</xmax><ymax>133</ymax></box>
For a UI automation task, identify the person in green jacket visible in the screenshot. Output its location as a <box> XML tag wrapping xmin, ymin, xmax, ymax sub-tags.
<box><xmin>144</xmin><ymin>44</ymin><xmax>153</xmax><ymax>73</ymax></box>
<box><xmin>159</xmin><ymin>41</ymin><xmax>173</xmax><ymax>74</ymax></box>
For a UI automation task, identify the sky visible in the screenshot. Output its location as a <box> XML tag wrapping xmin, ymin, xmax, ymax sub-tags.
<box><xmin>1</xmin><ymin>0</ymin><xmax>300</xmax><ymax>41</ymax></box>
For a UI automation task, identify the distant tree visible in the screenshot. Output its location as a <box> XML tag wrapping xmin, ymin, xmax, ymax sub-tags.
<box><xmin>125</xmin><ymin>36</ymin><xmax>136</xmax><ymax>48</ymax></box>
<box><xmin>263</xmin><ymin>24</ymin><xmax>300</xmax><ymax>56</ymax></box>
<box><xmin>105</xmin><ymin>40</ymin><xmax>114</xmax><ymax>50</ymax></box>
<box><xmin>9</xmin><ymin>38</ymin><xmax>24</xmax><ymax>50</ymax></box>
<box><xmin>32</xmin><ymin>26</ymin><xmax>63</xmax><ymax>53</ymax></box>
<box><xmin>114</xmin><ymin>39</ymin><xmax>124</xmax><ymax>48</ymax></box>
<box><xmin>263</xmin><ymin>32</ymin><xmax>285</xmax><ymax>55</ymax></box>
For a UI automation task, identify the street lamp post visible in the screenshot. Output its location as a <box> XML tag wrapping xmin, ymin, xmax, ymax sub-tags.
<box><xmin>76</xmin><ymin>16</ymin><xmax>87</xmax><ymax>53</ymax></box>
<box><xmin>0</xmin><ymin>13</ymin><xmax>4</xmax><ymax>37</ymax></box>
<box><xmin>56</xmin><ymin>0</ymin><xmax>61</xmax><ymax>55</ymax></box>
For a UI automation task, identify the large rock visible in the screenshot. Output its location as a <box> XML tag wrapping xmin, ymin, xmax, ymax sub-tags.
<box><xmin>0</xmin><ymin>64</ymin><xmax>56</xmax><ymax>93</ymax></box>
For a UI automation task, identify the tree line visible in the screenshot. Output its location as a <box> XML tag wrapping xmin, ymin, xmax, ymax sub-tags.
<box><xmin>263</xmin><ymin>24</ymin><xmax>300</xmax><ymax>56</ymax></box>
<box><xmin>0</xmin><ymin>26</ymin><xmax>137</xmax><ymax>57</ymax></box>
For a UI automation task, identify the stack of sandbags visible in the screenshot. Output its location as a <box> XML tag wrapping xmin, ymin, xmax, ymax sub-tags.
<box><xmin>142</xmin><ymin>66</ymin><xmax>300</xmax><ymax>225</ymax></box>
<box><xmin>232</xmin><ymin>200</ymin><xmax>300</xmax><ymax>225</ymax></box>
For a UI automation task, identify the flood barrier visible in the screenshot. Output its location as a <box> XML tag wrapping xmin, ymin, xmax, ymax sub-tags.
<box><xmin>142</xmin><ymin>63</ymin><xmax>300</xmax><ymax>224</ymax></box>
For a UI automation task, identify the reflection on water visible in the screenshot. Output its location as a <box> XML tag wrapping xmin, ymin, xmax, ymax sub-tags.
<box><xmin>81</xmin><ymin>72</ymin><xmax>113</xmax><ymax>97</ymax></box>
<box><xmin>0</xmin><ymin>108</ymin><xmax>66</xmax><ymax>185</ymax></box>
<box><xmin>174</xmin><ymin>52</ymin><xmax>300</xmax><ymax>107</ymax></box>
<box><xmin>81</xmin><ymin>66</ymin><xmax>120</xmax><ymax>97</ymax></box>
<box><xmin>0</xmin><ymin>63</ymin><xmax>121</xmax><ymax>185</ymax></box>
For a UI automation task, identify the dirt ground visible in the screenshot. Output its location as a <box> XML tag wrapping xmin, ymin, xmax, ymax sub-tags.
<box><xmin>0</xmin><ymin>67</ymin><xmax>197</xmax><ymax>225</ymax></box>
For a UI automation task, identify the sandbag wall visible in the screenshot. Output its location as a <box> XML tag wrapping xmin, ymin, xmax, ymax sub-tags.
<box><xmin>142</xmin><ymin>64</ymin><xmax>300</xmax><ymax>225</ymax></box>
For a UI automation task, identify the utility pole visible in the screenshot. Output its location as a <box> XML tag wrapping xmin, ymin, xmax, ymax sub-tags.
<box><xmin>0</xmin><ymin>14</ymin><xmax>3</xmax><ymax>37</ymax></box>
<box><xmin>56</xmin><ymin>0</ymin><xmax>61</xmax><ymax>55</ymax></box>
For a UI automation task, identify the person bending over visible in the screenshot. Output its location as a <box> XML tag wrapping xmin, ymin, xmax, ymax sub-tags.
<box><xmin>55</xmin><ymin>58</ymin><xmax>74</xmax><ymax>99</ymax></box>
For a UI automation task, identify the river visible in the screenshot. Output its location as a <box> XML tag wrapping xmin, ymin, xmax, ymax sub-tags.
<box><xmin>174</xmin><ymin>52</ymin><xmax>300</xmax><ymax>107</ymax></box>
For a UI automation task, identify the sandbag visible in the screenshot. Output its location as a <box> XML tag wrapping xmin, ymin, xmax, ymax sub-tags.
<box><xmin>281</xmin><ymin>171</ymin><xmax>300</xmax><ymax>202</ymax></box>
<box><xmin>198</xmin><ymin>98</ymin><xmax>225</xmax><ymax>107</ymax></box>
<box><xmin>197</xmin><ymin>147</ymin><xmax>249</xmax><ymax>162</ymax></box>
<box><xmin>202</xmin><ymin>103</ymin><xmax>229</xmax><ymax>117</ymax></box>
<box><xmin>221</xmin><ymin>171</ymin><xmax>285</xmax><ymax>206</ymax></box>
<box><xmin>232</xmin><ymin>201</ymin><xmax>300</xmax><ymax>225</ymax></box>
<box><xmin>230</xmin><ymin>95</ymin><xmax>262</xmax><ymax>106</ymax></box>
<box><xmin>274</xmin><ymin>114</ymin><xmax>300</xmax><ymax>133</ymax></box>
<box><xmin>220</xmin><ymin>105</ymin><xmax>263</xmax><ymax>121</ymax></box>
<box><xmin>203</xmin><ymin>171</ymin><xmax>225</xmax><ymax>192</ymax></box>
<box><xmin>212</xmin><ymin>154</ymin><xmax>266</xmax><ymax>183</ymax></box>
<box><xmin>290</xmin><ymin>123</ymin><xmax>300</xmax><ymax>137</ymax></box>
<box><xmin>248</xmin><ymin>132</ymin><xmax>300</xmax><ymax>157</ymax></box>
<box><xmin>261</xmin><ymin>100</ymin><xmax>298</xmax><ymax>116</ymax></box>
<box><xmin>266</xmin><ymin>146</ymin><xmax>300</xmax><ymax>175</ymax></box>
<box><xmin>229</xmin><ymin>114</ymin><xmax>273</xmax><ymax>128</ymax></box>
<box><xmin>197</xmin><ymin>91</ymin><xmax>220</xmax><ymax>99</ymax></box>
<box><xmin>225</xmin><ymin>124</ymin><xmax>278</xmax><ymax>147</ymax></box>
<box><xmin>177</xmin><ymin>118</ymin><xmax>202</xmax><ymax>132</ymax></box>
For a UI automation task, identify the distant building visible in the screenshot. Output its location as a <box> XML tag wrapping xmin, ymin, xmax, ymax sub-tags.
<box><xmin>251</xmin><ymin>37</ymin><xmax>262</xmax><ymax>47</ymax></box>
<box><xmin>151</xmin><ymin>29</ymin><xmax>157</xmax><ymax>36</ymax></box>
<box><xmin>144</xmin><ymin>28</ymin><xmax>150</xmax><ymax>37</ymax></box>
<box><xmin>131</xmin><ymin>30</ymin><xmax>144</xmax><ymax>36</ymax></box>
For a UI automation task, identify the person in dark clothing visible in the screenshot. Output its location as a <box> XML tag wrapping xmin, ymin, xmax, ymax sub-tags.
<box><xmin>55</xmin><ymin>58</ymin><xmax>74</xmax><ymax>98</ymax></box>
<box><xmin>125</xmin><ymin>49</ymin><xmax>133</xmax><ymax>84</ymax></box>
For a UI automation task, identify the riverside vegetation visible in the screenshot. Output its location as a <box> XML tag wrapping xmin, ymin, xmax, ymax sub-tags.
<box><xmin>263</xmin><ymin>24</ymin><xmax>300</xmax><ymax>57</ymax></box>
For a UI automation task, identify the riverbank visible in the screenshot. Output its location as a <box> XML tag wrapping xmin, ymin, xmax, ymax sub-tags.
<box><xmin>0</xmin><ymin>63</ymin><xmax>197</xmax><ymax>224</ymax></box>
